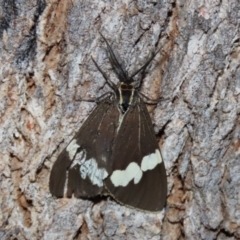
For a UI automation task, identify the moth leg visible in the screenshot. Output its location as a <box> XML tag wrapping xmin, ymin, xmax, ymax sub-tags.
<box><xmin>75</xmin><ymin>92</ymin><xmax>114</xmax><ymax>103</ymax></box>
<box><xmin>91</xmin><ymin>56</ymin><xmax>117</xmax><ymax>91</ymax></box>
<box><xmin>138</xmin><ymin>91</ymin><xmax>167</xmax><ymax>105</ymax></box>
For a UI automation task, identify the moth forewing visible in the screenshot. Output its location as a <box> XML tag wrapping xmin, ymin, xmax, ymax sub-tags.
<box><xmin>49</xmin><ymin>97</ymin><xmax>119</xmax><ymax>198</ymax></box>
<box><xmin>104</xmin><ymin>98</ymin><xmax>167</xmax><ymax>211</ymax></box>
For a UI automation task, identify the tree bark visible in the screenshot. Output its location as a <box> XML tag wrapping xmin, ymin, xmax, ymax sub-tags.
<box><xmin>0</xmin><ymin>0</ymin><xmax>239</xmax><ymax>239</ymax></box>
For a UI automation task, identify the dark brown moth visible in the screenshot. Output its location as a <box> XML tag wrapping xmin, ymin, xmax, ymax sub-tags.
<box><xmin>49</xmin><ymin>34</ymin><xmax>167</xmax><ymax>212</ymax></box>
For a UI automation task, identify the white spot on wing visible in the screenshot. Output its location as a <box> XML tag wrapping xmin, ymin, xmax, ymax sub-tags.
<box><xmin>80</xmin><ymin>158</ymin><xmax>108</xmax><ymax>187</ymax></box>
<box><xmin>110</xmin><ymin>149</ymin><xmax>162</xmax><ymax>187</ymax></box>
<box><xmin>110</xmin><ymin>162</ymin><xmax>143</xmax><ymax>187</ymax></box>
<box><xmin>66</xmin><ymin>139</ymin><xmax>80</xmax><ymax>159</ymax></box>
<box><xmin>141</xmin><ymin>149</ymin><xmax>162</xmax><ymax>171</ymax></box>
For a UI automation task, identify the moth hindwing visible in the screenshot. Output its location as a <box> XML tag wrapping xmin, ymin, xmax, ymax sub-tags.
<box><xmin>49</xmin><ymin>35</ymin><xmax>167</xmax><ymax>212</ymax></box>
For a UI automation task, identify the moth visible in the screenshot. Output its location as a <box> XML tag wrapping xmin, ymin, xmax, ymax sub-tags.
<box><xmin>49</xmin><ymin>34</ymin><xmax>167</xmax><ymax>212</ymax></box>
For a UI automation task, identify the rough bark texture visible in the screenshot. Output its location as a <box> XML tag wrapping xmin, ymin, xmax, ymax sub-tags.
<box><xmin>0</xmin><ymin>0</ymin><xmax>239</xmax><ymax>239</ymax></box>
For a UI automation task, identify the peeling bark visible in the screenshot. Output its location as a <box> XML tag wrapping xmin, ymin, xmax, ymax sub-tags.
<box><xmin>0</xmin><ymin>0</ymin><xmax>240</xmax><ymax>239</ymax></box>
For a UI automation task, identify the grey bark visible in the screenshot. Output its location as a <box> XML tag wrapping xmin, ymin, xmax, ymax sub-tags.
<box><xmin>0</xmin><ymin>0</ymin><xmax>239</xmax><ymax>239</ymax></box>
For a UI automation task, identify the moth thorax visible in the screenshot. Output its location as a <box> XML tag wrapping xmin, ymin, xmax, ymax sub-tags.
<box><xmin>118</xmin><ymin>82</ymin><xmax>135</xmax><ymax>113</ymax></box>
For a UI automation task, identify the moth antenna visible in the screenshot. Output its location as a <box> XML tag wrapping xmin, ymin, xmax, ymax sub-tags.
<box><xmin>131</xmin><ymin>49</ymin><xmax>161</xmax><ymax>89</ymax></box>
<box><xmin>91</xmin><ymin>56</ymin><xmax>117</xmax><ymax>90</ymax></box>
<box><xmin>100</xmin><ymin>33</ymin><xmax>128</xmax><ymax>82</ymax></box>
<box><xmin>130</xmin><ymin>49</ymin><xmax>160</xmax><ymax>79</ymax></box>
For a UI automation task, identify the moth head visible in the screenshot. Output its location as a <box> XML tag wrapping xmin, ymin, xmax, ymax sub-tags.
<box><xmin>119</xmin><ymin>82</ymin><xmax>134</xmax><ymax>91</ymax></box>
